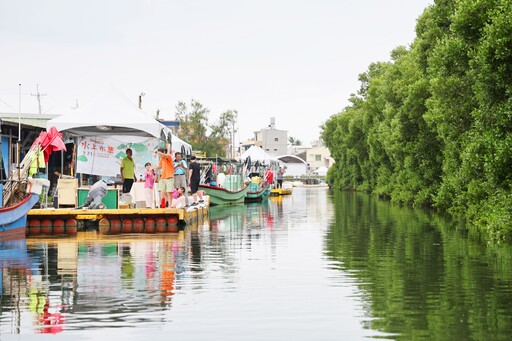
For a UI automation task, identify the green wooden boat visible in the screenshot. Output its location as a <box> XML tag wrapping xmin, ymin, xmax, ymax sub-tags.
<box><xmin>199</xmin><ymin>175</ymin><xmax>249</xmax><ymax>206</ymax></box>
<box><xmin>245</xmin><ymin>181</ymin><xmax>271</xmax><ymax>202</ymax></box>
<box><xmin>199</xmin><ymin>184</ymin><xmax>249</xmax><ymax>205</ymax></box>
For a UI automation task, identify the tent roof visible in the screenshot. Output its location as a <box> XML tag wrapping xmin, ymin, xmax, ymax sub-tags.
<box><xmin>46</xmin><ymin>88</ymin><xmax>166</xmax><ymax>139</ymax></box>
<box><xmin>161</xmin><ymin>127</ymin><xmax>192</xmax><ymax>156</ymax></box>
<box><xmin>240</xmin><ymin>145</ymin><xmax>276</xmax><ymax>162</ymax></box>
<box><xmin>313</xmin><ymin>166</ymin><xmax>328</xmax><ymax>175</ymax></box>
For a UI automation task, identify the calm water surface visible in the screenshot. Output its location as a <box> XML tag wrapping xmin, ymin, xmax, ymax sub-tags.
<box><xmin>1</xmin><ymin>188</ymin><xmax>511</xmax><ymax>340</ymax></box>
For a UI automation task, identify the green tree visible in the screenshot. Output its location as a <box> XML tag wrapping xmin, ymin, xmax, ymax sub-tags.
<box><xmin>322</xmin><ymin>0</ymin><xmax>512</xmax><ymax>241</ymax></box>
<box><xmin>288</xmin><ymin>136</ymin><xmax>302</xmax><ymax>146</ymax></box>
<box><xmin>208</xmin><ymin>109</ymin><xmax>238</xmax><ymax>157</ymax></box>
<box><xmin>174</xmin><ymin>99</ymin><xmax>237</xmax><ymax>157</ymax></box>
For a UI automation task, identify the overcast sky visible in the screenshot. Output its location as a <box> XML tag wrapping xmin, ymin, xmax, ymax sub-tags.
<box><xmin>0</xmin><ymin>0</ymin><xmax>432</xmax><ymax>145</ymax></box>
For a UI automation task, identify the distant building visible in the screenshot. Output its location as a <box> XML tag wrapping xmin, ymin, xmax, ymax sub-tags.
<box><xmin>288</xmin><ymin>139</ymin><xmax>334</xmax><ymax>176</ymax></box>
<box><xmin>306</xmin><ymin>140</ymin><xmax>334</xmax><ymax>171</ymax></box>
<box><xmin>276</xmin><ymin>155</ymin><xmax>308</xmax><ymax>177</ymax></box>
<box><xmin>241</xmin><ymin>117</ymin><xmax>287</xmax><ymax>156</ymax></box>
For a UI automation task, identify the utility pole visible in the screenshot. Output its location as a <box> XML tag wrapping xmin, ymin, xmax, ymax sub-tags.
<box><xmin>31</xmin><ymin>84</ymin><xmax>47</xmax><ymax>114</ymax></box>
<box><xmin>138</xmin><ymin>92</ymin><xmax>145</xmax><ymax>109</ymax></box>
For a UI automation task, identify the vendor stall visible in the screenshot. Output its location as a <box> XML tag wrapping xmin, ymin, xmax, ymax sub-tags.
<box><xmin>46</xmin><ymin>88</ymin><xmax>189</xmax><ymax>208</ymax></box>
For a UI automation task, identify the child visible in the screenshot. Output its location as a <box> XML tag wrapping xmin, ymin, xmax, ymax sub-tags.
<box><xmin>144</xmin><ymin>162</ymin><xmax>156</xmax><ymax>208</ymax></box>
<box><xmin>170</xmin><ymin>186</ymin><xmax>187</xmax><ymax>208</ymax></box>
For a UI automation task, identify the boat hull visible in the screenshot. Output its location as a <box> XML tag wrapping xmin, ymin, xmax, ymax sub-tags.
<box><xmin>245</xmin><ymin>183</ymin><xmax>271</xmax><ymax>202</ymax></box>
<box><xmin>0</xmin><ymin>193</ymin><xmax>40</xmax><ymax>241</ymax></box>
<box><xmin>199</xmin><ymin>184</ymin><xmax>250</xmax><ymax>206</ymax></box>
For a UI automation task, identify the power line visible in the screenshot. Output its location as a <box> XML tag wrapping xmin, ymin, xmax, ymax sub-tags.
<box><xmin>0</xmin><ymin>97</ymin><xmax>16</xmax><ymax>111</ymax></box>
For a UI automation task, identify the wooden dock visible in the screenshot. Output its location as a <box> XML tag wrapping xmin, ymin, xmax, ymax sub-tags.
<box><xmin>27</xmin><ymin>205</ymin><xmax>208</xmax><ymax>236</ymax></box>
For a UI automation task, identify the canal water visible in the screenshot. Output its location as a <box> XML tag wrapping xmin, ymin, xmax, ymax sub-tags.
<box><xmin>1</xmin><ymin>187</ymin><xmax>511</xmax><ymax>340</ymax></box>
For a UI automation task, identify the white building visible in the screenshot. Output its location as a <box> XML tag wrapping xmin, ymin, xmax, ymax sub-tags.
<box><xmin>241</xmin><ymin>117</ymin><xmax>287</xmax><ymax>157</ymax></box>
<box><xmin>306</xmin><ymin>140</ymin><xmax>334</xmax><ymax>171</ymax></box>
<box><xmin>288</xmin><ymin>139</ymin><xmax>334</xmax><ymax>176</ymax></box>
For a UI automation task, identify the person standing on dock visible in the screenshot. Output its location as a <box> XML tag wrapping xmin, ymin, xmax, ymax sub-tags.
<box><xmin>144</xmin><ymin>162</ymin><xmax>156</xmax><ymax>208</ymax></box>
<box><xmin>277</xmin><ymin>166</ymin><xmax>285</xmax><ymax>189</ymax></box>
<box><xmin>188</xmin><ymin>155</ymin><xmax>203</xmax><ymax>206</ymax></box>
<box><xmin>153</xmin><ymin>145</ymin><xmax>175</xmax><ymax>208</ymax></box>
<box><xmin>264</xmin><ymin>166</ymin><xmax>274</xmax><ymax>187</ymax></box>
<box><xmin>173</xmin><ymin>152</ymin><xmax>189</xmax><ymax>207</ymax></box>
<box><xmin>120</xmin><ymin>148</ymin><xmax>135</xmax><ymax>193</ymax></box>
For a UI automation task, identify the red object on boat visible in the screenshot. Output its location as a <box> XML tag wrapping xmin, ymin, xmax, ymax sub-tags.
<box><xmin>31</xmin><ymin>126</ymin><xmax>67</xmax><ymax>163</ymax></box>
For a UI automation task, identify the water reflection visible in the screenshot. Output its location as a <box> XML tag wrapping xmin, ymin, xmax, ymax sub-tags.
<box><xmin>1</xmin><ymin>188</ymin><xmax>510</xmax><ymax>340</ymax></box>
<box><xmin>1</xmin><ymin>232</ymin><xmax>190</xmax><ymax>334</ymax></box>
<box><xmin>326</xmin><ymin>190</ymin><xmax>512</xmax><ymax>341</ymax></box>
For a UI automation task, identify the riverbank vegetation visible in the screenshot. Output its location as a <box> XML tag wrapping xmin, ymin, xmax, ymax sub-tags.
<box><xmin>322</xmin><ymin>0</ymin><xmax>512</xmax><ymax>242</ymax></box>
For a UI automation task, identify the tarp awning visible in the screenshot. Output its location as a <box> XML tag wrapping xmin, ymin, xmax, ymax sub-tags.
<box><xmin>239</xmin><ymin>145</ymin><xmax>276</xmax><ymax>162</ymax></box>
<box><xmin>46</xmin><ymin>88</ymin><xmax>167</xmax><ymax>139</ymax></box>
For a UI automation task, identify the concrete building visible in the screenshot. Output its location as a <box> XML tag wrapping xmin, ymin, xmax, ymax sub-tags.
<box><xmin>242</xmin><ymin>117</ymin><xmax>287</xmax><ymax>157</ymax></box>
<box><xmin>306</xmin><ymin>140</ymin><xmax>334</xmax><ymax>171</ymax></box>
<box><xmin>288</xmin><ymin>139</ymin><xmax>334</xmax><ymax>176</ymax></box>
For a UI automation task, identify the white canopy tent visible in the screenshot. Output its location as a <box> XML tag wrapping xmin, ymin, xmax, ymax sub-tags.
<box><xmin>45</xmin><ymin>88</ymin><xmax>193</xmax><ymax>181</ymax></box>
<box><xmin>47</xmin><ymin>88</ymin><xmax>167</xmax><ymax>139</ymax></box>
<box><xmin>313</xmin><ymin>166</ymin><xmax>328</xmax><ymax>176</ymax></box>
<box><xmin>240</xmin><ymin>145</ymin><xmax>276</xmax><ymax>163</ymax></box>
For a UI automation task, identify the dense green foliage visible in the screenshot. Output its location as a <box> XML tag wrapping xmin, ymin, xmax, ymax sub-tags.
<box><xmin>321</xmin><ymin>0</ymin><xmax>512</xmax><ymax>242</ymax></box>
<box><xmin>174</xmin><ymin>99</ymin><xmax>237</xmax><ymax>157</ymax></box>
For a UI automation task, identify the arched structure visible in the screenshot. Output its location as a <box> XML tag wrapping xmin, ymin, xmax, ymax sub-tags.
<box><xmin>276</xmin><ymin>155</ymin><xmax>308</xmax><ymax>177</ymax></box>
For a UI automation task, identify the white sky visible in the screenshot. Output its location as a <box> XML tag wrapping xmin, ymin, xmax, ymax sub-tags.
<box><xmin>0</xmin><ymin>0</ymin><xmax>432</xmax><ymax>146</ymax></box>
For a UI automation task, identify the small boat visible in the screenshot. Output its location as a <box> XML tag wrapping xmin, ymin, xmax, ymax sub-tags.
<box><xmin>0</xmin><ymin>177</ymin><xmax>50</xmax><ymax>241</ymax></box>
<box><xmin>270</xmin><ymin>181</ymin><xmax>293</xmax><ymax>196</ymax></box>
<box><xmin>245</xmin><ymin>178</ymin><xmax>271</xmax><ymax>203</ymax></box>
<box><xmin>199</xmin><ymin>184</ymin><xmax>249</xmax><ymax>205</ymax></box>
<box><xmin>199</xmin><ymin>174</ymin><xmax>249</xmax><ymax>206</ymax></box>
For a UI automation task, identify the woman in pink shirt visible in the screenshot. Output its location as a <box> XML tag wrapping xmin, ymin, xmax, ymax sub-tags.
<box><xmin>144</xmin><ymin>162</ymin><xmax>156</xmax><ymax>208</ymax></box>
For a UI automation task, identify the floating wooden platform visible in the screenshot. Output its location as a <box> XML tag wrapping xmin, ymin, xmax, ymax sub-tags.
<box><xmin>26</xmin><ymin>205</ymin><xmax>208</xmax><ymax>237</ymax></box>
